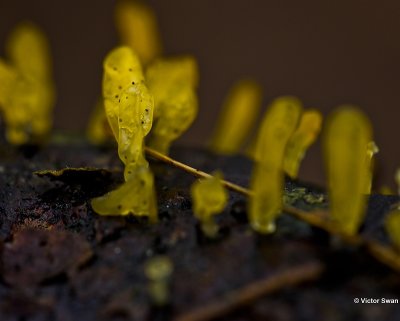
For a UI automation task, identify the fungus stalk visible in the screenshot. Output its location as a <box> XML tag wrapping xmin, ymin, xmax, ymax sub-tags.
<box><xmin>283</xmin><ymin>109</ymin><xmax>322</xmax><ymax>178</ymax></box>
<box><xmin>323</xmin><ymin>106</ymin><xmax>372</xmax><ymax>235</ymax></box>
<box><xmin>210</xmin><ymin>79</ymin><xmax>262</xmax><ymax>155</ymax></box>
<box><xmin>191</xmin><ymin>172</ymin><xmax>228</xmax><ymax>238</ymax></box>
<box><xmin>249</xmin><ymin>97</ymin><xmax>302</xmax><ymax>233</ymax></box>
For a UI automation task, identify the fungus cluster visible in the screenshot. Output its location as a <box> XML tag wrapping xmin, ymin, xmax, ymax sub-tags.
<box><xmin>1</xmin><ymin>0</ymin><xmax>400</xmax><ymax>261</ymax></box>
<box><xmin>0</xmin><ymin>23</ymin><xmax>55</xmax><ymax>145</ymax></box>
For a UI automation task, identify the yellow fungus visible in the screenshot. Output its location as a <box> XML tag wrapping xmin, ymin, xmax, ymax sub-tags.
<box><xmin>191</xmin><ymin>172</ymin><xmax>228</xmax><ymax>238</ymax></box>
<box><xmin>323</xmin><ymin>106</ymin><xmax>372</xmax><ymax>235</ymax></box>
<box><xmin>91</xmin><ymin>166</ymin><xmax>157</xmax><ymax>222</ymax></box>
<box><xmin>379</xmin><ymin>185</ymin><xmax>394</xmax><ymax>195</ymax></box>
<box><xmin>6</xmin><ymin>22</ymin><xmax>52</xmax><ymax>81</ymax></box>
<box><xmin>385</xmin><ymin>210</ymin><xmax>400</xmax><ymax>251</ymax></box>
<box><xmin>102</xmin><ymin>46</ymin><xmax>154</xmax><ymax>180</ymax></box>
<box><xmin>210</xmin><ymin>79</ymin><xmax>262</xmax><ymax>155</ymax></box>
<box><xmin>249</xmin><ymin>97</ymin><xmax>302</xmax><ymax>233</ymax></box>
<box><xmin>146</xmin><ymin>56</ymin><xmax>199</xmax><ymax>155</ymax></box>
<box><xmin>92</xmin><ymin>46</ymin><xmax>157</xmax><ymax>220</ymax></box>
<box><xmin>283</xmin><ymin>109</ymin><xmax>323</xmax><ymax>178</ymax></box>
<box><xmin>0</xmin><ymin>23</ymin><xmax>55</xmax><ymax>145</ymax></box>
<box><xmin>364</xmin><ymin>141</ymin><xmax>379</xmax><ymax>194</ymax></box>
<box><xmin>86</xmin><ymin>100</ymin><xmax>113</xmax><ymax>145</ymax></box>
<box><xmin>115</xmin><ymin>0</ymin><xmax>162</xmax><ymax>66</ymax></box>
<box><xmin>395</xmin><ymin>168</ymin><xmax>400</xmax><ymax>197</ymax></box>
<box><xmin>144</xmin><ymin>255</ymin><xmax>173</xmax><ymax>306</ymax></box>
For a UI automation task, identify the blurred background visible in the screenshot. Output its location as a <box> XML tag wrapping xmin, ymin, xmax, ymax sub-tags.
<box><xmin>1</xmin><ymin>0</ymin><xmax>400</xmax><ymax>188</ymax></box>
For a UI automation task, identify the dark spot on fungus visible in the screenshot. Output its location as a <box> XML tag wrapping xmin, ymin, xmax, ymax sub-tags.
<box><xmin>117</xmin><ymin>205</ymin><xmax>122</xmax><ymax>210</ymax></box>
<box><xmin>132</xmin><ymin>81</ymin><xmax>135</xmax><ymax>85</ymax></box>
<box><xmin>115</xmin><ymin>95</ymin><xmax>119</xmax><ymax>98</ymax></box>
<box><xmin>118</xmin><ymin>86</ymin><xmax>122</xmax><ymax>89</ymax></box>
<box><xmin>129</xmin><ymin>68</ymin><xmax>132</xmax><ymax>72</ymax></box>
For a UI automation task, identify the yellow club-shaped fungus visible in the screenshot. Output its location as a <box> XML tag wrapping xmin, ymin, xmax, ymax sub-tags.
<box><xmin>86</xmin><ymin>100</ymin><xmax>113</xmax><ymax>145</ymax></box>
<box><xmin>384</xmin><ymin>210</ymin><xmax>400</xmax><ymax>251</ymax></box>
<box><xmin>323</xmin><ymin>106</ymin><xmax>372</xmax><ymax>235</ymax></box>
<box><xmin>115</xmin><ymin>0</ymin><xmax>162</xmax><ymax>66</ymax></box>
<box><xmin>249</xmin><ymin>97</ymin><xmax>302</xmax><ymax>233</ymax></box>
<box><xmin>283</xmin><ymin>109</ymin><xmax>323</xmax><ymax>178</ymax></box>
<box><xmin>364</xmin><ymin>141</ymin><xmax>378</xmax><ymax>194</ymax></box>
<box><xmin>102</xmin><ymin>46</ymin><xmax>154</xmax><ymax>180</ymax></box>
<box><xmin>0</xmin><ymin>23</ymin><xmax>55</xmax><ymax>144</ymax></box>
<box><xmin>210</xmin><ymin>79</ymin><xmax>262</xmax><ymax>155</ymax></box>
<box><xmin>395</xmin><ymin>168</ymin><xmax>400</xmax><ymax>197</ymax></box>
<box><xmin>146</xmin><ymin>56</ymin><xmax>199</xmax><ymax>155</ymax></box>
<box><xmin>91</xmin><ymin>46</ymin><xmax>157</xmax><ymax>220</ymax></box>
<box><xmin>191</xmin><ymin>172</ymin><xmax>228</xmax><ymax>238</ymax></box>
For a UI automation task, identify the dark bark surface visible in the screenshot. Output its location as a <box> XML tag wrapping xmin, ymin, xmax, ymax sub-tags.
<box><xmin>0</xmin><ymin>141</ymin><xmax>399</xmax><ymax>321</ymax></box>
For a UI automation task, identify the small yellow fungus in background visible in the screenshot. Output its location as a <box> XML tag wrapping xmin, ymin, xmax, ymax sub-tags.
<box><xmin>249</xmin><ymin>97</ymin><xmax>302</xmax><ymax>233</ymax></box>
<box><xmin>364</xmin><ymin>141</ymin><xmax>379</xmax><ymax>194</ymax></box>
<box><xmin>0</xmin><ymin>23</ymin><xmax>55</xmax><ymax>145</ymax></box>
<box><xmin>395</xmin><ymin>168</ymin><xmax>400</xmax><ymax>197</ymax></box>
<box><xmin>115</xmin><ymin>0</ymin><xmax>162</xmax><ymax>66</ymax></box>
<box><xmin>146</xmin><ymin>56</ymin><xmax>199</xmax><ymax>155</ymax></box>
<box><xmin>323</xmin><ymin>106</ymin><xmax>372</xmax><ymax>235</ymax></box>
<box><xmin>86</xmin><ymin>100</ymin><xmax>113</xmax><ymax>145</ymax></box>
<box><xmin>91</xmin><ymin>166</ymin><xmax>157</xmax><ymax>223</ymax></box>
<box><xmin>144</xmin><ymin>255</ymin><xmax>173</xmax><ymax>306</ymax></box>
<box><xmin>385</xmin><ymin>210</ymin><xmax>400</xmax><ymax>251</ymax></box>
<box><xmin>209</xmin><ymin>79</ymin><xmax>262</xmax><ymax>155</ymax></box>
<box><xmin>283</xmin><ymin>109</ymin><xmax>322</xmax><ymax>178</ymax></box>
<box><xmin>191</xmin><ymin>172</ymin><xmax>228</xmax><ymax>238</ymax></box>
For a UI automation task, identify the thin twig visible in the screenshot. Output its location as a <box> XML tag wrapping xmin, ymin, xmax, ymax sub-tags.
<box><xmin>145</xmin><ymin>146</ymin><xmax>400</xmax><ymax>273</ymax></box>
<box><xmin>174</xmin><ymin>261</ymin><xmax>324</xmax><ymax>321</ymax></box>
<box><xmin>145</xmin><ymin>147</ymin><xmax>250</xmax><ymax>196</ymax></box>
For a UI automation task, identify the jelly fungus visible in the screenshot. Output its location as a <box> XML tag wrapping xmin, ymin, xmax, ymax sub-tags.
<box><xmin>144</xmin><ymin>256</ymin><xmax>173</xmax><ymax>306</ymax></box>
<box><xmin>395</xmin><ymin>168</ymin><xmax>400</xmax><ymax>197</ymax></box>
<box><xmin>91</xmin><ymin>46</ymin><xmax>157</xmax><ymax>220</ymax></box>
<box><xmin>283</xmin><ymin>109</ymin><xmax>322</xmax><ymax>178</ymax></box>
<box><xmin>210</xmin><ymin>79</ymin><xmax>262</xmax><ymax>155</ymax></box>
<box><xmin>323</xmin><ymin>106</ymin><xmax>372</xmax><ymax>235</ymax></box>
<box><xmin>249</xmin><ymin>97</ymin><xmax>302</xmax><ymax>233</ymax></box>
<box><xmin>0</xmin><ymin>23</ymin><xmax>55</xmax><ymax>144</ymax></box>
<box><xmin>364</xmin><ymin>141</ymin><xmax>379</xmax><ymax>194</ymax></box>
<box><xmin>115</xmin><ymin>0</ymin><xmax>162</xmax><ymax>66</ymax></box>
<box><xmin>86</xmin><ymin>100</ymin><xmax>113</xmax><ymax>145</ymax></box>
<box><xmin>191</xmin><ymin>172</ymin><xmax>228</xmax><ymax>238</ymax></box>
<box><xmin>385</xmin><ymin>210</ymin><xmax>400</xmax><ymax>251</ymax></box>
<box><xmin>146</xmin><ymin>56</ymin><xmax>199</xmax><ymax>155</ymax></box>
<box><xmin>102</xmin><ymin>46</ymin><xmax>154</xmax><ymax>179</ymax></box>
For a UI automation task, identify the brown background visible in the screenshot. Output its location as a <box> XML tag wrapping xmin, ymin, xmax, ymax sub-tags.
<box><xmin>1</xmin><ymin>0</ymin><xmax>400</xmax><ymax>188</ymax></box>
